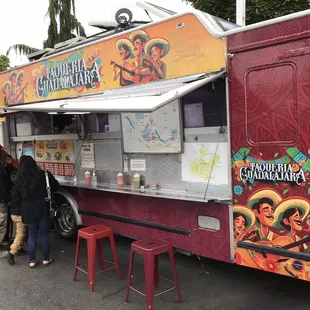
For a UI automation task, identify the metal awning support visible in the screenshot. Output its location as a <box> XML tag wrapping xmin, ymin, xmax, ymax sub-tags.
<box><xmin>3</xmin><ymin>70</ymin><xmax>226</xmax><ymax>114</ymax></box>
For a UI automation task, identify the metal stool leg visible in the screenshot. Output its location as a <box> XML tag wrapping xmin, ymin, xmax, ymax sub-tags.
<box><xmin>87</xmin><ymin>238</ymin><xmax>96</xmax><ymax>292</ymax></box>
<box><xmin>125</xmin><ymin>248</ymin><xmax>135</xmax><ymax>302</ymax></box>
<box><xmin>154</xmin><ymin>255</ymin><xmax>159</xmax><ymax>289</ymax></box>
<box><xmin>97</xmin><ymin>239</ymin><xmax>104</xmax><ymax>270</ymax></box>
<box><xmin>109</xmin><ymin>233</ymin><xmax>122</xmax><ymax>280</ymax></box>
<box><xmin>144</xmin><ymin>254</ymin><xmax>155</xmax><ymax>310</ymax></box>
<box><xmin>168</xmin><ymin>248</ymin><xmax>183</xmax><ymax>303</ymax></box>
<box><xmin>73</xmin><ymin>236</ymin><xmax>81</xmax><ymax>281</ymax></box>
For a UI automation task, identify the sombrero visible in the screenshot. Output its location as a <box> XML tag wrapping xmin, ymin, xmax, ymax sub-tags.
<box><xmin>233</xmin><ymin>204</ymin><xmax>256</xmax><ymax>228</ymax></box>
<box><xmin>129</xmin><ymin>30</ymin><xmax>149</xmax><ymax>43</ymax></box>
<box><xmin>273</xmin><ymin>197</ymin><xmax>310</xmax><ymax>229</ymax></box>
<box><xmin>116</xmin><ymin>38</ymin><xmax>134</xmax><ymax>58</ymax></box>
<box><xmin>9</xmin><ymin>70</ymin><xmax>17</xmax><ymax>81</ymax></box>
<box><xmin>16</xmin><ymin>70</ymin><xmax>24</xmax><ymax>84</ymax></box>
<box><xmin>145</xmin><ymin>38</ymin><xmax>170</xmax><ymax>58</ymax></box>
<box><xmin>247</xmin><ymin>188</ymin><xmax>282</xmax><ymax>210</ymax></box>
<box><xmin>2</xmin><ymin>81</ymin><xmax>11</xmax><ymax>93</ymax></box>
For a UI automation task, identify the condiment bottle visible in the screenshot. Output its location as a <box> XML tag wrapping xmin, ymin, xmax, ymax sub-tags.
<box><xmin>134</xmin><ymin>173</ymin><xmax>140</xmax><ymax>189</ymax></box>
<box><xmin>117</xmin><ymin>172</ymin><xmax>123</xmax><ymax>187</ymax></box>
<box><xmin>91</xmin><ymin>171</ymin><xmax>97</xmax><ymax>186</ymax></box>
<box><xmin>85</xmin><ymin>171</ymin><xmax>91</xmax><ymax>185</ymax></box>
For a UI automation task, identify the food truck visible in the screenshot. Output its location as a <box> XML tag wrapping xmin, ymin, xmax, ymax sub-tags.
<box><xmin>1</xmin><ymin>2</ymin><xmax>310</xmax><ymax>281</ymax></box>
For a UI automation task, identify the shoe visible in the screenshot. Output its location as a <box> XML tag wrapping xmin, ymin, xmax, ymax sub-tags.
<box><xmin>29</xmin><ymin>260</ymin><xmax>40</xmax><ymax>268</ymax></box>
<box><xmin>43</xmin><ymin>258</ymin><xmax>53</xmax><ymax>266</ymax></box>
<box><xmin>16</xmin><ymin>248</ymin><xmax>28</xmax><ymax>256</ymax></box>
<box><xmin>7</xmin><ymin>253</ymin><xmax>15</xmax><ymax>265</ymax></box>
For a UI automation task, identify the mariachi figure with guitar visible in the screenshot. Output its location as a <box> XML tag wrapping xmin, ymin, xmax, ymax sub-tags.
<box><xmin>234</xmin><ymin>189</ymin><xmax>310</xmax><ymax>251</ymax></box>
<box><xmin>2</xmin><ymin>69</ymin><xmax>28</xmax><ymax>106</ymax></box>
<box><xmin>111</xmin><ymin>30</ymin><xmax>171</xmax><ymax>86</ymax></box>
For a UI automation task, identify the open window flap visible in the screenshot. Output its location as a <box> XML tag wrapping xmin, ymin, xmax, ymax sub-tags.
<box><xmin>4</xmin><ymin>70</ymin><xmax>226</xmax><ymax>114</ymax></box>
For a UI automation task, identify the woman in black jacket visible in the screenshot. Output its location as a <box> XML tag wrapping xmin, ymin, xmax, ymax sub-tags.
<box><xmin>13</xmin><ymin>156</ymin><xmax>59</xmax><ymax>268</ymax></box>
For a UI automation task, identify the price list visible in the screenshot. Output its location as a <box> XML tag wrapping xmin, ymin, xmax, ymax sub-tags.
<box><xmin>37</xmin><ymin>163</ymin><xmax>75</xmax><ymax>176</ymax></box>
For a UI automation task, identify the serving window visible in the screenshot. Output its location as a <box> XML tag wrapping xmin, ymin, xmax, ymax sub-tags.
<box><xmin>181</xmin><ymin>78</ymin><xmax>227</xmax><ymax>129</ymax></box>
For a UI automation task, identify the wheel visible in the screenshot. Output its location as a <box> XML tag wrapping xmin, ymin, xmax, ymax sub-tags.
<box><xmin>53</xmin><ymin>192</ymin><xmax>80</xmax><ymax>240</ymax></box>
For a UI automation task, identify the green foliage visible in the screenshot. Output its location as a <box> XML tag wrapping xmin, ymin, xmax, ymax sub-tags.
<box><xmin>6</xmin><ymin>0</ymin><xmax>87</xmax><ymax>58</ymax></box>
<box><xmin>185</xmin><ymin>0</ymin><xmax>310</xmax><ymax>24</ymax></box>
<box><xmin>43</xmin><ymin>0</ymin><xmax>86</xmax><ymax>48</ymax></box>
<box><xmin>0</xmin><ymin>55</ymin><xmax>10</xmax><ymax>72</ymax></box>
<box><xmin>6</xmin><ymin>45</ymin><xmax>39</xmax><ymax>58</ymax></box>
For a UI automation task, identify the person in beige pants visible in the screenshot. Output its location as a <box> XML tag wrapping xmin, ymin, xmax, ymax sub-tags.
<box><xmin>7</xmin><ymin>172</ymin><xmax>26</xmax><ymax>265</ymax></box>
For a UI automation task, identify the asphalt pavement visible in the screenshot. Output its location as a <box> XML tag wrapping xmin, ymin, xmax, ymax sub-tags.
<box><xmin>0</xmin><ymin>233</ymin><xmax>309</xmax><ymax>310</ymax></box>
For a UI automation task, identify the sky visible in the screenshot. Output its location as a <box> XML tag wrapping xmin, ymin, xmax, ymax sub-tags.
<box><xmin>1</xmin><ymin>0</ymin><xmax>192</xmax><ymax>67</ymax></box>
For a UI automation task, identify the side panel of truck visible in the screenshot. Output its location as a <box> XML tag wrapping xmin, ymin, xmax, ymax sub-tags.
<box><xmin>228</xmin><ymin>16</ymin><xmax>310</xmax><ymax>280</ymax></box>
<box><xmin>65</xmin><ymin>187</ymin><xmax>232</xmax><ymax>263</ymax></box>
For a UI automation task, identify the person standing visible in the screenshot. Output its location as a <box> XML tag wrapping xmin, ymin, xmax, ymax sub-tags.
<box><xmin>3</xmin><ymin>154</ymin><xmax>17</xmax><ymax>244</ymax></box>
<box><xmin>0</xmin><ymin>156</ymin><xmax>10</xmax><ymax>251</ymax></box>
<box><xmin>14</xmin><ymin>156</ymin><xmax>59</xmax><ymax>268</ymax></box>
<box><xmin>6</xmin><ymin>167</ymin><xmax>27</xmax><ymax>265</ymax></box>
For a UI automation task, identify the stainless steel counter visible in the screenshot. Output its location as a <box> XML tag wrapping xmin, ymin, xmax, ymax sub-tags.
<box><xmin>59</xmin><ymin>180</ymin><xmax>232</xmax><ymax>204</ymax></box>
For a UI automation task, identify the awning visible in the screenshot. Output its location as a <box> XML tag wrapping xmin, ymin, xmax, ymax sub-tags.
<box><xmin>4</xmin><ymin>70</ymin><xmax>226</xmax><ymax>114</ymax></box>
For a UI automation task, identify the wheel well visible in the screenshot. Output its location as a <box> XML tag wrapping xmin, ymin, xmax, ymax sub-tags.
<box><xmin>54</xmin><ymin>188</ymin><xmax>83</xmax><ymax>226</ymax></box>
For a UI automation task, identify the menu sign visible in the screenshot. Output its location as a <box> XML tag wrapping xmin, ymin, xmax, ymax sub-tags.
<box><xmin>81</xmin><ymin>143</ymin><xmax>95</xmax><ymax>169</ymax></box>
<box><xmin>35</xmin><ymin>140</ymin><xmax>75</xmax><ymax>176</ymax></box>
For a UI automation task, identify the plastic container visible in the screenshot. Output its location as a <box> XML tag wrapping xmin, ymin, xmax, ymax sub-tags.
<box><xmin>73</xmin><ymin>176</ymin><xmax>78</xmax><ymax>185</ymax></box>
<box><xmin>91</xmin><ymin>171</ymin><xmax>97</xmax><ymax>186</ymax></box>
<box><xmin>126</xmin><ymin>174</ymin><xmax>131</xmax><ymax>185</ymax></box>
<box><xmin>134</xmin><ymin>173</ymin><xmax>140</xmax><ymax>189</ymax></box>
<box><xmin>117</xmin><ymin>172</ymin><xmax>124</xmax><ymax>187</ymax></box>
<box><xmin>85</xmin><ymin>171</ymin><xmax>91</xmax><ymax>186</ymax></box>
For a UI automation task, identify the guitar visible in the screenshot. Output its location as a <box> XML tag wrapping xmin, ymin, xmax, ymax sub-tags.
<box><xmin>110</xmin><ymin>61</ymin><xmax>151</xmax><ymax>84</ymax></box>
<box><xmin>237</xmin><ymin>236</ymin><xmax>310</xmax><ymax>262</ymax></box>
<box><xmin>14</xmin><ymin>83</ymin><xmax>28</xmax><ymax>104</ymax></box>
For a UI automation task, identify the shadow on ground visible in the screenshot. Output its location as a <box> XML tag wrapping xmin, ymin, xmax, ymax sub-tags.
<box><xmin>0</xmin><ymin>234</ymin><xmax>309</xmax><ymax>310</ymax></box>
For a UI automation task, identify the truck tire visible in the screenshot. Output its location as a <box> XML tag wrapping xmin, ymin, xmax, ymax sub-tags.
<box><xmin>53</xmin><ymin>190</ymin><xmax>82</xmax><ymax>240</ymax></box>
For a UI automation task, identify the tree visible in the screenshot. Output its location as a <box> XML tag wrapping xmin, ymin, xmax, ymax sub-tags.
<box><xmin>185</xmin><ymin>0</ymin><xmax>310</xmax><ymax>24</ymax></box>
<box><xmin>0</xmin><ymin>55</ymin><xmax>10</xmax><ymax>72</ymax></box>
<box><xmin>43</xmin><ymin>0</ymin><xmax>86</xmax><ymax>48</ymax></box>
<box><xmin>6</xmin><ymin>0</ymin><xmax>86</xmax><ymax>57</ymax></box>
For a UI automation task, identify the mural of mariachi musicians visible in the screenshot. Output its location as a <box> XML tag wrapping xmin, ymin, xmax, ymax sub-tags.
<box><xmin>145</xmin><ymin>38</ymin><xmax>169</xmax><ymax>81</ymax></box>
<box><xmin>273</xmin><ymin>197</ymin><xmax>310</xmax><ymax>252</ymax></box>
<box><xmin>111</xmin><ymin>30</ymin><xmax>170</xmax><ymax>86</ymax></box>
<box><xmin>2</xmin><ymin>81</ymin><xmax>13</xmax><ymax>106</ymax></box>
<box><xmin>247</xmin><ymin>188</ymin><xmax>282</xmax><ymax>242</ymax></box>
<box><xmin>233</xmin><ymin>205</ymin><xmax>256</xmax><ymax>243</ymax></box>
<box><xmin>232</xmin><ymin>147</ymin><xmax>310</xmax><ymax>280</ymax></box>
<box><xmin>15</xmin><ymin>70</ymin><xmax>28</xmax><ymax>104</ymax></box>
<box><xmin>111</xmin><ymin>38</ymin><xmax>136</xmax><ymax>86</ymax></box>
<box><xmin>2</xmin><ymin>69</ymin><xmax>28</xmax><ymax>105</ymax></box>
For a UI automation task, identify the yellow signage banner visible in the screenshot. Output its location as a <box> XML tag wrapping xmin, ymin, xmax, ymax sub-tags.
<box><xmin>0</xmin><ymin>13</ymin><xmax>226</xmax><ymax>107</ymax></box>
<box><xmin>34</xmin><ymin>140</ymin><xmax>74</xmax><ymax>164</ymax></box>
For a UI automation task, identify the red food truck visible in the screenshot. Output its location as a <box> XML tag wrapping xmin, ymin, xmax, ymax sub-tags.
<box><xmin>0</xmin><ymin>2</ymin><xmax>309</xmax><ymax>281</ymax></box>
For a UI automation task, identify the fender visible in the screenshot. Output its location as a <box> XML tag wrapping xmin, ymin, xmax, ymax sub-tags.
<box><xmin>55</xmin><ymin>188</ymin><xmax>83</xmax><ymax>226</ymax></box>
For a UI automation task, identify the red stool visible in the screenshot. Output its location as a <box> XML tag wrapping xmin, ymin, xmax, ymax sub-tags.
<box><xmin>73</xmin><ymin>225</ymin><xmax>122</xmax><ymax>292</ymax></box>
<box><xmin>125</xmin><ymin>238</ymin><xmax>183</xmax><ymax>310</ymax></box>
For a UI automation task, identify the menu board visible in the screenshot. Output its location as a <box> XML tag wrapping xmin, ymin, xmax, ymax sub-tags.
<box><xmin>35</xmin><ymin>140</ymin><xmax>75</xmax><ymax>176</ymax></box>
<box><xmin>81</xmin><ymin>143</ymin><xmax>95</xmax><ymax>169</ymax></box>
<box><xmin>36</xmin><ymin>162</ymin><xmax>75</xmax><ymax>177</ymax></box>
